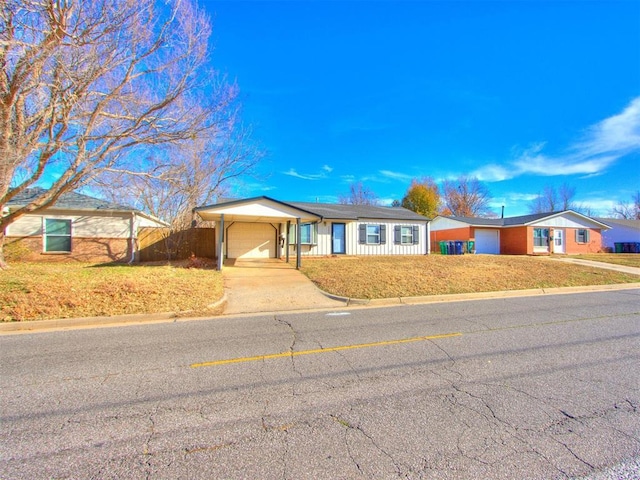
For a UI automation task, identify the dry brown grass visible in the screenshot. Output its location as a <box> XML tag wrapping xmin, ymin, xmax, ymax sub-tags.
<box><xmin>565</xmin><ymin>253</ymin><xmax>640</xmax><ymax>268</ymax></box>
<box><xmin>1</xmin><ymin>260</ymin><xmax>224</xmax><ymax>322</ymax></box>
<box><xmin>300</xmin><ymin>255</ymin><xmax>639</xmax><ymax>299</ymax></box>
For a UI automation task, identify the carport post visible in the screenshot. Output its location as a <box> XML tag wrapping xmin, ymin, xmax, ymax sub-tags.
<box><xmin>296</xmin><ymin>217</ymin><xmax>301</xmax><ymax>269</ymax></box>
<box><xmin>286</xmin><ymin>220</ymin><xmax>290</xmax><ymax>264</ymax></box>
<box><xmin>217</xmin><ymin>214</ymin><xmax>224</xmax><ymax>270</ymax></box>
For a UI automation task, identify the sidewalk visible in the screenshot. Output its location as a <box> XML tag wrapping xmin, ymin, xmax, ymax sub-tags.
<box><xmin>545</xmin><ymin>257</ymin><xmax>640</xmax><ymax>276</ymax></box>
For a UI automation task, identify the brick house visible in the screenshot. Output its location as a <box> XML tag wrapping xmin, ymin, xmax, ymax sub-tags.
<box><xmin>430</xmin><ymin>210</ymin><xmax>610</xmax><ymax>255</ymax></box>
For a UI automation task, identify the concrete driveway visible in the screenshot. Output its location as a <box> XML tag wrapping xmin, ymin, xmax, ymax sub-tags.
<box><xmin>221</xmin><ymin>258</ymin><xmax>346</xmax><ymax>314</ymax></box>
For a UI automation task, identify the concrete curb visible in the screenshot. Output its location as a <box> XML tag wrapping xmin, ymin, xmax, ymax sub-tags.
<box><xmin>1</xmin><ymin>284</ymin><xmax>637</xmax><ymax>335</ymax></box>
<box><xmin>318</xmin><ymin>282</ymin><xmax>640</xmax><ymax>307</ymax></box>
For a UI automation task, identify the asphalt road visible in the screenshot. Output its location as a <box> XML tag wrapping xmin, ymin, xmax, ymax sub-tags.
<box><xmin>1</xmin><ymin>289</ymin><xmax>639</xmax><ymax>479</ymax></box>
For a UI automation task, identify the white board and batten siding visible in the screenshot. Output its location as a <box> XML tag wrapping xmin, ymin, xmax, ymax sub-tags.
<box><xmin>296</xmin><ymin>220</ymin><xmax>428</xmax><ymax>256</ymax></box>
<box><xmin>355</xmin><ymin>221</ymin><xmax>426</xmax><ymax>255</ymax></box>
<box><xmin>529</xmin><ymin>214</ymin><xmax>601</xmax><ymax>229</ymax></box>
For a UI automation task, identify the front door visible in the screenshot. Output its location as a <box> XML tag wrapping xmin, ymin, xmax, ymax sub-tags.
<box><xmin>332</xmin><ymin>223</ymin><xmax>346</xmax><ymax>254</ymax></box>
<box><xmin>554</xmin><ymin>229</ymin><xmax>565</xmax><ymax>254</ymax></box>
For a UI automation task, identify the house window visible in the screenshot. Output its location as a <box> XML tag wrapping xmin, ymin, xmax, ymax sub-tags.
<box><xmin>358</xmin><ymin>224</ymin><xmax>386</xmax><ymax>245</ymax></box>
<box><xmin>290</xmin><ymin>222</ymin><xmax>317</xmax><ymax>245</ymax></box>
<box><xmin>575</xmin><ymin>229</ymin><xmax>590</xmax><ymax>244</ymax></box>
<box><xmin>401</xmin><ymin>226</ymin><xmax>414</xmax><ymax>245</ymax></box>
<box><xmin>367</xmin><ymin>225</ymin><xmax>380</xmax><ymax>244</ymax></box>
<box><xmin>44</xmin><ymin>218</ymin><xmax>72</xmax><ymax>252</ymax></box>
<box><xmin>533</xmin><ymin>228</ymin><xmax>549</xmax><ymax>247</ymax></box>
<box><xmin>394</xmin><ymin>225</ymin><xmax>420</xmax><ymax>245</ymax></box>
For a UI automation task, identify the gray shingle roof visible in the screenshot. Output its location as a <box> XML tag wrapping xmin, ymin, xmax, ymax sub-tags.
<box><xmin>596</xmin><ymin>217</ymin><xmax>640</xmax><ymax>230</ymax></box>
<box><xmin>288</xmin><ymin>201</ymin><xmax>430</xmax><ymax>221</ymax></box>
<box><xmin>443</xmin><ymin>210</ymin><xmax>607</xmax><ymax>227</ymax></box>
<box><xmin>7</xmin><ymin>187</ymin><xmax>133</xmax><ymax>211</ymax></box>
<box><xmin>441</xmin><ymin>211</ymin><xmax>586</xmax><ymax>227</ymax></box>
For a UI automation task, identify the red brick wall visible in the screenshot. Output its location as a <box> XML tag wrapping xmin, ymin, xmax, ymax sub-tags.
<box><xmin>500</xmin><ymin>227</ymin><xmax>530</xmax><ymax>254</ymax></box>
<box><xmin>430</xmin><ymin>226</ymin><xmax>472</xmax><ymax>245</ymax></box>
<box><xmin>564</xmin><ymin>228</ymin><xmax>603</xmax><ymax>254</ymax></box>
<box><xmin>5</xmin><ymin>236</ymin><xmax>131</xmax><ymax>263</ymax></box>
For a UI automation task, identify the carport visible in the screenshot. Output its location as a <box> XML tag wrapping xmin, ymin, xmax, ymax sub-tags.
<box><xmin>194</xmin><ymin>197</ymin><xmax>321</xmax><ymax>270</ymax></box>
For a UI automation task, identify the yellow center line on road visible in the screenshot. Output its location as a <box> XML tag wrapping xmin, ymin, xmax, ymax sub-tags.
<box><xmin>190</xmin><ymin>332</ymin><xmax>462</xmax><ymax>368</ymax></box>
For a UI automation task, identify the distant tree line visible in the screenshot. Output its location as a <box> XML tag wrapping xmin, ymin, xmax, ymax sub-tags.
<box><xmin>340</xmin><ymin>178</ymin><xmax>639</xmax><ymax>220</ymax></box>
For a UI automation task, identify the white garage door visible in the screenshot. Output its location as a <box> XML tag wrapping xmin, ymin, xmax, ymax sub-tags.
<box><xmin>227</xmin><ymin>223</ymin><xmax>276</xmax><ymax>259</ymax></box>
<box><xmin>474</xmin><ymin>229</ymin><xmax>500</xmax><ymax>254</ymax></box>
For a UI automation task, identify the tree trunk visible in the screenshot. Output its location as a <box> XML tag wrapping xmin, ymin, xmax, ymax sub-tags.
<box><xmin>0</xmin><ymin>228</ymin><xmax>9</xmax><ymax>269</ymax></box>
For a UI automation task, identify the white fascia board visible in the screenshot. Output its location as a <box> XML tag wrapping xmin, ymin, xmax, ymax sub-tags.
<box><xmin>197</xmin><ymin>198</ymin><xmax>320</xmax><ymax>222</ymax></box>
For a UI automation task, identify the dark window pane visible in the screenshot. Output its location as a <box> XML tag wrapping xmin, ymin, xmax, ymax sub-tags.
<box><xmin>46</xmin><ymin>219</ymin><xmax>71</xmax><ymax>235</ymax></box>
<box><xmin>46</xmin><ymin>236</ymin><xmax>71</xmax><ymax>252</ymax></box>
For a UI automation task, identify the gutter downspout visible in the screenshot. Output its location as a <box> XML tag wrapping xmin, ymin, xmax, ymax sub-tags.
<box><xmin>426</xmin><ymin>221</ymin><xmax>431</xmax><ymax>255</ymax></box>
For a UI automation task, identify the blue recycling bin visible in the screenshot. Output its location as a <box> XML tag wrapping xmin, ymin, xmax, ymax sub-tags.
<box><xmin>454</xmin><ymin>241</ymin><xmax>464</xmax><ymax>255</ymax></box>
<box><xmin>447</xmin><ymin>241</ymin><xmax>455</xmax><ymax>255</ymax></box>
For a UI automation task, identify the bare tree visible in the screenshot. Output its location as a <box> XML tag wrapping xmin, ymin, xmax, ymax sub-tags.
<box><xmin>611</xmin><ymin>191</ymin><xmax>640</xmax><ymax>219</ymax></box>
<box><xmin>97</xmin><ymin>128</ymin><xmax>261</xmax><ymax>228</ymax></box>
<box><xmin>441</xmin><ymin>176</ymin><xmax>493</xmax><ymax>217</ymax></box>
<box><xmin>529</xmin><ymin>183</ymin><xmax>576</xmax><ymax>213</ymax></box>
<box><xmin>338</xmin><ymin>182</ymin><xmax>379</xmax><ymax>206</ymax></box>
<box><xmin>0</xmin><ymin>0</ymin><xmax>233</xmax><ymax>267</ymax></box>
<box><xmin>95</xmin><ymin>126</ymin><xmax>262</xmax><ymax>259</ymax></box>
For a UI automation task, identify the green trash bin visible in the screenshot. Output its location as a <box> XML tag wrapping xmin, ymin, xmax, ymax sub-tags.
<box><xmin>467</xmin><ymin>241</ymin><xmax>475</xmax><ymax>254</ymax></box>
<box><xmin>439</xmin><ymin>241</ymin><xmax>447</xmax><ymax>255</ymax></box>
<box><xmin>614</xmin><ymin>242</ymin><xmax>623</xmax><ymax>253</ymax></box>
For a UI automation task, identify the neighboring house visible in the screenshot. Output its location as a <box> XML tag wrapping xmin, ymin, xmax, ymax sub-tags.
<box><xmin>194</xmin><ymin>197</ymin><xmax>431</xmax><ymax>269</ymax></box>
<box><xmin>3</xmin><ymin>188</ymin><xmax>168</xmax><ymax>263</ymax></box>
<box><xmin>430</xmin><ymin>210</ymin><xmax>610</xmax><ymax>255</ymax></box>
<box><xmin>596</xmin><ymin>217</ymin><xmax>640</xmax><ymax>252</ymax></box>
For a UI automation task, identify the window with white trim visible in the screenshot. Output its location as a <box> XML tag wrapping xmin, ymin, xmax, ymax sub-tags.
<box><xmin>575</xmin><ymin>229</ymin><xmax>590</xmax><ymax>244</ymax></box>
<box><xmin>358</xmin><ymin>224</ymin><xmax>387</xmax><ymax>245</ymax></box>
<box><xmin>289</xmin><ymin>222</ymin><xmax>317</xmax><ymax>245</ymax></box>
<box><xmin>533</xmin><ymin>228</ymin><xmax>549</xmax><ymax>247</ymax></box>
<box><xmin>44</xmin><ymin>218</ymin><xmax>72</xmax><ymax>252</ymax></box>
<box><xmin>401</xmin><ymin>226</ymin><xmax>414</xmax><ymax>245</ymax></box>
<box><xmin>367</xmin><ymin>225</ymin><xmax>380</xmax><ymax>244</ymax></box>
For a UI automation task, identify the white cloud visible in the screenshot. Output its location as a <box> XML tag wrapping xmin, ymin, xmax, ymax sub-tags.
<box><xmin>283</xmin><ymin>168</ymin><xmax>328</xmax><ymax>180</ymax></box>
<box><xmin>379</xmin><ymin>170</ymin><xmax>414</xmax><ymax>182</ymax></box>
<box><xmin>322</xmin><ymin>165</ymin><xmax>333</xmax><ymax>173</ymax></box>
<box><xmin>577</xmin><ymin>96</ymin><xmax>640</xmax><ymax>157</ymax></box>
<box><xmin>473</xmin><ymin>97</ymin><xmax>640</xmax><ymax>182</ymax></box>
<box><xmin>472</xmin><ymin>164</ymin><xmax>513</xmax><ymax>182</ymax></box>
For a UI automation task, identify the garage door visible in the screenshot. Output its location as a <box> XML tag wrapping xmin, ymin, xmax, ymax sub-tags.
<box><xmin>474</xmin><ymin>229</ymin><xmax>500</xmax><ymax>254</ymax></box>
<box><xmin>227</xmin><ymin>223</ymin><xmax>276</xmax><ymax>259</ymax></box>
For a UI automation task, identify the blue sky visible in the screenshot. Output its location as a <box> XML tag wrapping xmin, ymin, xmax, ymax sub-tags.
<box><xmin>205</xmin><ymin>0</ymin><xmax>640</xmax><ymax>216</ymax></box>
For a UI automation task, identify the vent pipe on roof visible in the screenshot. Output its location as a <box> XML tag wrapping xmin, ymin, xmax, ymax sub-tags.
<box><xmin>501</xmin><ymin>206</ymin><xmax>504</xmax><ymax>219</ymax></box>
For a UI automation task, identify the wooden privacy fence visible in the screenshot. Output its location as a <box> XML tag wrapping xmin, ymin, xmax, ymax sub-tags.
<box><xmin>137</xmin><ymin>227</ymin><xmax>216</xmax><ymax>262</ymax></box>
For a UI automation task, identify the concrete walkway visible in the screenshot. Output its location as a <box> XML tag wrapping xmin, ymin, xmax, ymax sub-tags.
<box><xmin>221</xmin><ymin>258</ymin><xmax>346</xmax><ymax>314</ymax></box>
<box><xmin>546</xmin><ymin>256</ymin><xmax>640</xmax><ymax>276</ymax></box>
